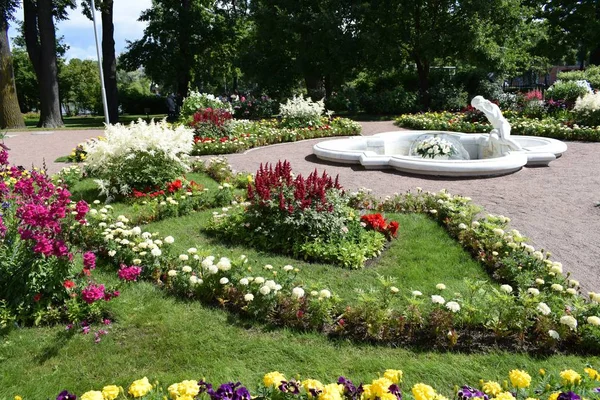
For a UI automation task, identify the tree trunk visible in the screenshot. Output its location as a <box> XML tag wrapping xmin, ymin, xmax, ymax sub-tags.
<box><xmin>24</xmin><ymin>0</ymin><xmax>63</xmax><ymax>128</ymax></box>
<box><xmin>177</xmin><ymin>0</ymin><xmax>191</xmax><ymax>99</ymax></box>
<box><xmin>101</xmin><ymin>0</ymin><xmax>119</xmax><ymax>124</ymax></box>
<box><xmin>0</xmin><ymin>18</ymin><xmax>26</xmax><ymax>129</ymax></box>
<box><xmin>415</xmin><ymin>57</ymin><xmax>430</xmax><ymax>110</ymax></box>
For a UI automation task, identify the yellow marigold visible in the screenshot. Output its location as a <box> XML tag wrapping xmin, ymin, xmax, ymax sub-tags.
<box><xmin>101</xmin><ymin>385</ymin><xmax>120</xmax><ymax>400</ymax></box>
<box><xmin>168</xmin><ymin>380</ymin><xmax>201</xmax><ymax>399</ymax></box>
<box><xmin>128</xmin><ymin>377</ymin><xmax>153</xmax><ymax>398</ymax></box>
<box><xmin>549</xmin><ymin>392</ymin><xmax>560</xmax><ymax>400</ymax></box>
<box><xmin>525</xmin><ymin>398</ymin><xmax>539</xmax><ymax>400</ymax></box>
<box><xmin>495</xmin><ymin>392</ymin><xmax>515</xmax><ymax>400</ymax></box>
<box><xmin>15</xmin><ymin>396</ymin><xmax>23</xmax><ymax>400</ymax></box>
<box><xmin>380</xmin><ymin>394</ymin><xmax>397</xmax><ymax>400</ymax></box>
<box><xmin>370</xmin><ymin>378</ymin><xmax>395</xmax><ymax>398</ymax></box>
<box><xmin>80</xmin><ymin>391</ymin><xmax>103</xmax><ymax>400</ymax></box>
<box><xmin>539</xmin><ymin>369</ymin><xmax>546</xmax><ymax>376</ymax></box>
<box><xmin>383</xmin><ymin>370</ymin><xmax>403</xmax><ymax>384</ymax></box>
<box><xmin>482</xmin><ymin>381</ymin><xmax>503</xmax><ymax>397</ymax></box>
<box><xmin>584</xmin><ymin>368</ymin><xmax>600</xmax><ymax>381</ymax></box>
<box><xmin>560</xmin><ymin>370</ymin><xmax>582</xmax><ymax>385</ymax></box>
<box><xmin>412</xmin><ymin>383</ymin><xmax>437</xmax><ymax>400</ymax></box>
<box><xmin>263</xmin><ymin>371</ymin><xmax>286</xmax><ymax>388</ymax></box>
<box><xmin>302</xmin><ymin>379</ymin><xmax>325</xmax><ymax>396</ymax></box>
<box><xmin>509</xmin><ymin>370</ymin><xmax>532</xmax><ymax>389</ymax></box>
<box><xmin>317</xmin><ymin>383</ymin><xmax>344</xmax><ymax>400</ymax></box>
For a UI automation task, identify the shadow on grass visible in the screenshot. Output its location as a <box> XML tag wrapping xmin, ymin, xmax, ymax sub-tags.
<box><xmin>34</xmin><ymin>329</ymin><xmax>76</xmax><ymax>364</ymax></box>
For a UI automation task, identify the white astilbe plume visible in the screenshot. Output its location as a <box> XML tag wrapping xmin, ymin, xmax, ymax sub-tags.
<box><xmin>279</xmin><ymin>95</ymin><xmax>326</xmax><ymax>124</ymax></box>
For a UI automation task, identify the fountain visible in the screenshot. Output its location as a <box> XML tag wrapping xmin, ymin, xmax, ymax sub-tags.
<box><xmin>313</xmin><ymin>96</ymin><xmax>567</xmax><ymax>177</ymax></box>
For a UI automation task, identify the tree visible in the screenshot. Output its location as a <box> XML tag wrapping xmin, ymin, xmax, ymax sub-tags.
<box><xmin>11</xmin><ymin>46</ymin><xmax>39</xmax><ymax>113</ymax></box>
<box><xmin>0</xmin><ymin>0</ymin><xmax>25</xmax><ymax>129</ymax></box>
<box><xmin>60</xmin><ymin>58</ymin><xmax>101</xmax><ymax>115</ymax></box>
<box><xmin>23</xmin><ymin>0</ymin><xmax>74</xmax><ymax>128</ymax></box>
<box><xmin>82</xmin><ymin>0</ymin><xmax>118</xmax><ymax>123</ymax></box>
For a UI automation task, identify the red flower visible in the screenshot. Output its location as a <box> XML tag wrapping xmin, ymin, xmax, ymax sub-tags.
<box><xmin>387</xmin><ymin>221</ymin><xmax>400</xmax><ymax>238</ymax></box>
<box><xmin>33</xmin><ymin>293</ymin><xmax>42</xmax><ymax>302</ymax></box>
<box><xmin>63</xmin><ymin>280</ymin><xmax>76</xmax><ymax>289</ymax></box>
<box><xmin>166</xmin><ymin>179</ymin><xmax>183</xmax><ymax>193</ymax></box>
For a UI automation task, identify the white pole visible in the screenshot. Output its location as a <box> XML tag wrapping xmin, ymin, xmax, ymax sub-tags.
<box><xmin>90</xmin><ymin>0</ymin><xmax>110</xmax><ymax>125</ymax></box>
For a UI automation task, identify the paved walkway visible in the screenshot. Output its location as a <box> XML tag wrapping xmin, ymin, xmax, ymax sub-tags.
<box><xmin>4</xmin><ymin>122</ymin><xmax>600</xmax><ymax>293</ymax></box>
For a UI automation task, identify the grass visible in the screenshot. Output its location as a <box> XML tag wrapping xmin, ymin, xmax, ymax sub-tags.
<box><xmin>7</xmin><ymin>114</ymin><xmax>167</xmax><ymax>131</ymax></box>
<box><xmin>1</xmin><ymin>172</ymin><xmax>598</xmax><ymax>398</ymax></box>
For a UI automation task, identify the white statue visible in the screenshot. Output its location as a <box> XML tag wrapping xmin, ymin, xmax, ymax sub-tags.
<box><xmin>471</xmin><ymin>96</ymin><xmax>521</xmax><ymax>157</ymax></box>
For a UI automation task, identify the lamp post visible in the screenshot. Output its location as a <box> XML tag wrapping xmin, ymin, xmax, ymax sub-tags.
<box><xmin>90</xmin><ymin>0</ymin><xmax>109</xmax><ymax>125</ymax></box>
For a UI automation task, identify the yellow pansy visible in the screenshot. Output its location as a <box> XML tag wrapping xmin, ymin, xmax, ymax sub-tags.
<box><xmin>383</xmin><ymin>370</ymin><xmax>403</xmax><ymax>384</ymax></box>
<box><xmin>509</xmin><ymin>370</ymin><xmax>531</xmax><ymax>389</ymax></box>
<box><xmin>80</xmin><ymin>391</ymin><xmax>103</xmax><ymax>400</ymax></box>
<box><xmin>101</xmin><ymin>385</ymin><xmax>120</xmax><ymax>400</ymax></box>
<box><xmin>584</xmin><ymin>367</ymin><xmax>600</xmax><ymax>380</ymax></box>
<box><xmin>263</xmin><ymin>371</ymin><xmax>286</xmax><ymax>388</ymax></box>
<box><xmin>302</xmin><ymin>379</ymin><xmax>325</xmax><ymax>396</ymax></box>
<box><xmin>128</xmin><ymin>377</ymin><xmax>153</xmax><ymax>398</ymax></box>
<box><xmin>168</xmin><ymin>380</ymin><xmax>200</xmax><ymax>399</ymax></box>
<box><xmin>317</xmin><ymin>383</ymin><xmax>344</xmax><ymax>400</ymax></box>
<box><xmin>549</xmin><ymin>392</ymin><xmax>561</xmax><ymax>400</ymax></box>
<box><xmin>412</xmin><ymin>383</ymin><xmax>437</xmax><ymax>400</ymax></box>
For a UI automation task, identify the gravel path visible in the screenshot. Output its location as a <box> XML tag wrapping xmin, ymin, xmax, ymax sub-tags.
<box><xmin>4</xmin><ymin>122</ymin><xmax>600</xmax><ymax>292</ymax></box>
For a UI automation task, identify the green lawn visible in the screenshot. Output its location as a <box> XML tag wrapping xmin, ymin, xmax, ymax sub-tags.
<box><xmin>1</xmin><ymin>173</ymin><xmax>597</xmax><ymax>398</ymax></box>
<box><xmin>10</xmin><ymin>114</ymin><xmax>168</xmax><ymax>131</ymax></box>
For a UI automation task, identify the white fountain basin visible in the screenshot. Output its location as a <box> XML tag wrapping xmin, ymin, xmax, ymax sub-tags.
<box><xmin>313</xmin><ymin>131</ymin><xmax>567</xmax><ymax>177</ymax></box>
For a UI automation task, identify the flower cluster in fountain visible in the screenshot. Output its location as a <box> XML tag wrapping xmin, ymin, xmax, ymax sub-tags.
<box><xmin>413</xmin><ymin>136</ymin><xmax>457</xmax><ymax>159</ymax></box>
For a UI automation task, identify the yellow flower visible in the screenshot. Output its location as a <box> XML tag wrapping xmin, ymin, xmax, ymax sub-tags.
<box><xmin>584</xmin><ymin>367</ymin><xmax>600</xmax><ymax>380</ymax></box>
<box><xmin>129</xmin><ymin>377</ymin><xmax>153</xmax><ymax>398</ymax></box>
<box><xmin>548</xmin><ymin>392</ymin><xmax>561</xmax><ymax>400</ymax></box>
<box><xmin>14</xmin><ymin>396</ymin><xmax>22</xmax><ymax>400</ymax></box>
<box><xmin>495</xmin><ymin>392</ymin><xmax>516</xmax><ymax>400</ymax></box>
<box><xmin>412</xmin><ymin>383</ymin><xmax>437</xmax><ymax>400</ymax></box>
<box><xmin>263</xmin><ymin>371</ymin><xmax>286</xmax><ymax>388</ymax></box>
<box><xmin>539</xmin><ymin>369</ymin><xmax>546</xmax><ymax>376</ymax></box>
<box><xmin>81</xmin><ymin>391</ymin><xmax>104</xmax><ymax>400</ymax></box>
<box><xmin>369</xmin><ymin>378</ymin><xmax>394</xmax><ymax>398</ymax></box>
<box><xmin>482</xmin><ymin>381</ymin><xmax>503</xmax><ymax>397</ymax></box>
<box><xmin>383</xmin><ymin>370</ymin><xmax>403</xmax><ymax>384</ymax></box>
<box><xmin>102</xmin><ymin>385</ymin><xmax>120</xmax><ymax>400</ymax></box>
<box><xmin>317</xmin><ymin>383</ymin><xmax>344</xmax><ymax>400</ymax></box>
<box><xmin>509</xmin><ymin>370</ymin><xmax>531</xmax><ymax>389</ymax></box>
<box><xmin>302</xmin><ymin>379</ymin><xmax>325</xmax><ymax>396</ymax></box>
<box><xmin>560</xmin><ymin>370</ymin><xmax>582</xmax><ymax>385</ymax></box>
<box><xmin>525</xmin><ymin>398</ymin><xmax>539</xmax><ymax>400</ymax></box>
<box><xmin>168</xmin><ymin>380</ymin><xmax>201</xmax><ymax>399</ymax></box>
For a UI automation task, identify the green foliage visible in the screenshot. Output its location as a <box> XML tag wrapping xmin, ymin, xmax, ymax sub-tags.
<box><xmin>558</xmin><ymin>65</ymin><xmax>600</xmax><ymax>89</ymax></box>
<box><xmin>60</xmin><ymin>58</ymin><xmax>102</xmax><ymax>115</ymax></box>
<box><xmin>180</xmin><ymin>92</ymin><xmax>232</xmax><ymax>122</ymax></box>
<box><xmin>546</xmin><ymin>80</ymin><xmax>590</xmax><ymax>104</ymax></box>
<box><xmin>11</xmin><ymin>47</ymin><xmax>39</xmax><ymax>113</ymax></box>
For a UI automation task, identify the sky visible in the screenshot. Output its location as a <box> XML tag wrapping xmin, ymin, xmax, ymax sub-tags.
<box><xmin>8</xmin><ymin>0</ymin><xmax>152</xmax><ymax>61</ymax></box>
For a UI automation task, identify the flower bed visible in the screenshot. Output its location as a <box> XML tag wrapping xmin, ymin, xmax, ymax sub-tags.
<box><xmin>395</xmin><ymin>112</ymin><xmax>600</xmax><ymax>141</ymax></box>
<box><xmin>16</xmin><ymin>367</ymin><xmax>600</xmax><ymax>400</ymax></box>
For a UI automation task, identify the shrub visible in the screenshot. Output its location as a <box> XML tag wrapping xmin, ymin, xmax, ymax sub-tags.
<box><xmin>119</xmin><ymin>91</ymin><xmax>167</xmax><ymax>115</ymax></box>
<box><xmin>429</xmin><ymin>84</ymin><xmax>469</xmax><ymax>111</ymax></box>
<box><xmin>558</xmin><ymin>65</ymin><xmax>600</xmax><ymax>89</ymax></box>
<box><xmin>190</xmin><ymin>107</ymin><xmax>233</xmax><ymax>139</ymax></box>
<box><xmin>232</xmin><ymin>95</ymin><xmax>279</xmax><ymax>119</ymax></box>
<box><xmin>180</xmin><ymin>91</ymin><xmax>232</xmax><ymax>122</ymax></box>
<box><xmin>546</xmin><ymin>80</ymin><xmax>591</xmax><ymax>105</ymax></box>
<box><xmin>573</xmin><ymin>92</ymin><xmax>600</xmax><ymax>126</ymax></box>
<box><xmin>83</xmin><ymin>119</ymin><xmax>193</xmax><ymax>200</ymax></box>
<box><xmin>279</xmin><ymin>95</ymin><xmax>328</xmax><ymax>128</ymax></box>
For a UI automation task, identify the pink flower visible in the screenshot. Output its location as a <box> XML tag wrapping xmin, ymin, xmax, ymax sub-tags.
<box><xmin>83</xmin><ymin>251</ymin><xmax>96</xmax><ymax>270</ymax></box>
<box><xmin>118</xmin><ymin>265</ymin><xmax>142</xmax><ymax>281</ymax></box>
<box><xmin>81</xmin><ymin>283</ymin><xmax>105</xmax><ymax>304</ymax></box>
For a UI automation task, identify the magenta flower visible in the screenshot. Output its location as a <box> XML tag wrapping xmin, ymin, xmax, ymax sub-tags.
<box><xmin>118</xmin><ymin>265</ymin><xmax>142</xmax><ymax>281</ymax></box>
<box><xmin>83</xmin><ymin>251</ymin><xmax>96</xmax><ymax>270</ymax></box>
<box><xmin>81</xmin><ymin>283</ymin><xmax>106</xmax><ymax>304</ymax></box>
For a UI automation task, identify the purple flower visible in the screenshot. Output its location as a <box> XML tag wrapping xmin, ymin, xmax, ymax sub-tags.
<box><xmin>458</xmin><ymin>386</ymin><xmax>489</xmax><ymax>400</ymax></box>
<box><xmin>56</xmin><ymin>390</ymin><xmax>77</xmax><ymax>400</ymax></box>
<box><xmin>337</xmin><ymin>377</ymin><xmax>363</xmax><ymax>400</ymax></box>
<box><xmin>388</xmin><ymin>384</ymin><xmax>402</xmax><ymax>400</ymax></box>
<box><xmin>593</xmin><ymin>388</ymin><xmax>600</xmax><ymax>393</ymax></box>
<box><xmin>279</xmin><ymin>380</ymin><xmax>300</xmax><ymax>394</ymax></box>
<box><xmin>558</xmin><ymin>392</ymin><xmax>581</xmax><ymax>400</ymax></box>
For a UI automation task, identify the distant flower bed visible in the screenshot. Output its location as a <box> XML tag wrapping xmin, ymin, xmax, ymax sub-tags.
<box><xmin>17</xmin><ymin>367</ymin><xmax>600</xmax><ymax>400</ymax></box>
<box><xmin>395</xmin><ymin>111</ymin><xmax>600</xmax><ymax>141</ymax></box>
<box><xmin>191</xmin><ymin>116</ymin><xmax>362</xmax><ymax>155</ymax></box>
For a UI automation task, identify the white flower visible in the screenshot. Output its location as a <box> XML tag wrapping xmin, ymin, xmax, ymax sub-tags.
<box><xmin>244</xmin><ymin>293</ymin><xmax>254</xmax><ymax>302</ymax></box>
<box><xmin>154</xmin><ymin>239</ymin><xmax>163</xmax><ymax>246</ymax></box>
<box><xmin>142</xmin><ymin>232</ymin><xmax>152</xmax><ymax>239</ymax></box>
<box><xmin>208</xmin><ymin>265</ymin><xmax>219</xmax><ymax>275</ymax></box>
<box><xmin>436</xmin><ymin>283</ymin><xmax>446</xmax><ymax>290</ymax></box>
<box><xmin>254</xmin><ymin>277</ymin><xmax>265</xmax><ymax>284</ymax></box>
<box><xmin>292</xmin><ymin>287</ymin><xmax>305</xmax><ymax>299</ymax></box>
<box><xmin>445</xmin><ymin>301</ymin><xmax>460</xmax><ymax>312</ymax></box>
<box><xmin>133</xmin><ymin>258</ymin><xmax>142</xmax><ymax>265</ymax></box>
<box><xmin>259</xmin><ymin>285</ymin><xmax>271</xmax><ymax>295</ymax></box>
<box><xmin>182</xmin><ymin>266</ymin><xmax>192</xmax><ymax>273</ymax></box>
<box><xmin>167</xmin><ymin>270</ymin><xmax>177</xmax><ymax>277</ymax></box>
<box><xmin>264</xmin><ymin>264</ymin><xmax>273</xmax><ymax>270</ymax></box>
<box><xmin>560</xmin><ymin>315</ymin><xmax>578</xmax><ymax>331</ymax></box>
<box><xmin>390</xmin><ymin>286</ymin><xmax>399</xmax><ymax>294</ymax></box>
<box><xmin>527</xmin><ymin>288</ymin><xmax>540</xmax><ymax>296</ymax></box>
<box><xmin>492</xmin><ymin>228</ymin><xmax>505</xmax><ymax>236</ymax></box>
<box><xmin>108</xmin><ymin>250</ymin><xmax>116</xmax><ymax>257</ymax></box>
<box><xmin>589</xmin><ymin>292</ymin><xmax>600</xmax><ymax>303</ymax></box>
<box><xmin>93</xmin><ymin>200</ymin><xmax>101</xmax><ymax>204</ymax></box>
<box><xmin>551</xmin><ymin>284</ymin><xmax>564</xmax><ymax>292</ymax></box>
<box><xmin>431</xmin><ymin>295</ymin><xmax>445</xmax><ymax>305</ymax></box>
<box><xmin>187</xmin><ymin>247</ymin><xmax>197</xmax><ymax>254</ymax></box>
<box><xmin>283</xmin><ymin>265</ymin><xmax>294</xmax><ymax>272</ymax></box>
<box><xmin>566</xmin><ymin>288</ymin><xmax>577</xmax><ymax>295</ymax></box>
<box><xmin>548</xmin><ymin>329</ymin><xmax>560</xmax><ymax>340</ymax></box>
<box><xmin>189</xmin><ymin>276</ymin><xmax>199</xmax><ymax>285</ymax></box>
<box><xmin>412</xmin><ymin>290</ymin><xmax>422</xmax><ymax>297</ymax></box>
<box><xmin>131</xmin><ymin>227</ymin><xmax>142</xmax><ymax>235</ymax></box>
<box><xmin>471</xmin><ymin>221</ymin><xmax>480</xmax><ymax>228</ymax></box>
<box><xmin>202</xmin><ymin>257</ymin><xmax>215</xmax><ymax>269</ymax></box>
<box><xmin>151</xmin><ymin>248</ymin><xmax>162</xmax><ymax>257</ymax></box>
<box><xmin>265</xmin><ymin>280</ymin><xmax>277</xmax><ymax>290</ymax></box>
<box><xmin>550</xmin><ymin>262</ymin><xmax>563</xmax><ymax>274</ymax></box>
<box><xmin>239</xmin><ymin>278</ymin><xmax>249</xmax><ymax>286</ymax></box>
<box><xmin>319</xmin><ymin>289</ymin><xmax>332</xmax><ymax>299</ymax></box>
<box><xmin>458</xmin><ymin>223</ymin><xmax>467</xmax><ymax>230</ymax></box>
<box><xmin>178</xmin><ymin>254</ymin><xmax>189</xmax><ymax>262</ymax></box>
<box><xmin>587</xmin><ymin>316</ymin><xmax>600</xmax><ymax>326</ymax></box>
<box><xmin>569</xmin><ymin>279</ymin><xmax>579</xmax><ymax>287</ymax></box>
<box><xmin>537</xmin><ymin>302</ymin><xmax>551</xmax><ymax>315</ymax></box>
<box><xmin>535</xmin><ymin>278</ymin><xmax>545</xmax><ymax>285</ymax></box>
<box><xmin>500</xmin><ymin>284</ymin><xmax>513</xmax><ymax>293</ymax></box>
<box><xmin>532</xmin><ymin>251</ymin><xmax>544</xmax><ymax>260</ymax></box>
<box><xmin>220</xmin><ymin>277</ymin><xmax>229</xmax><ymax>285</ymax></box>
<box><xmin>217</xmin><ymin>257</ymin><xmax>231</xmax><ymax>271</ymax></box>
